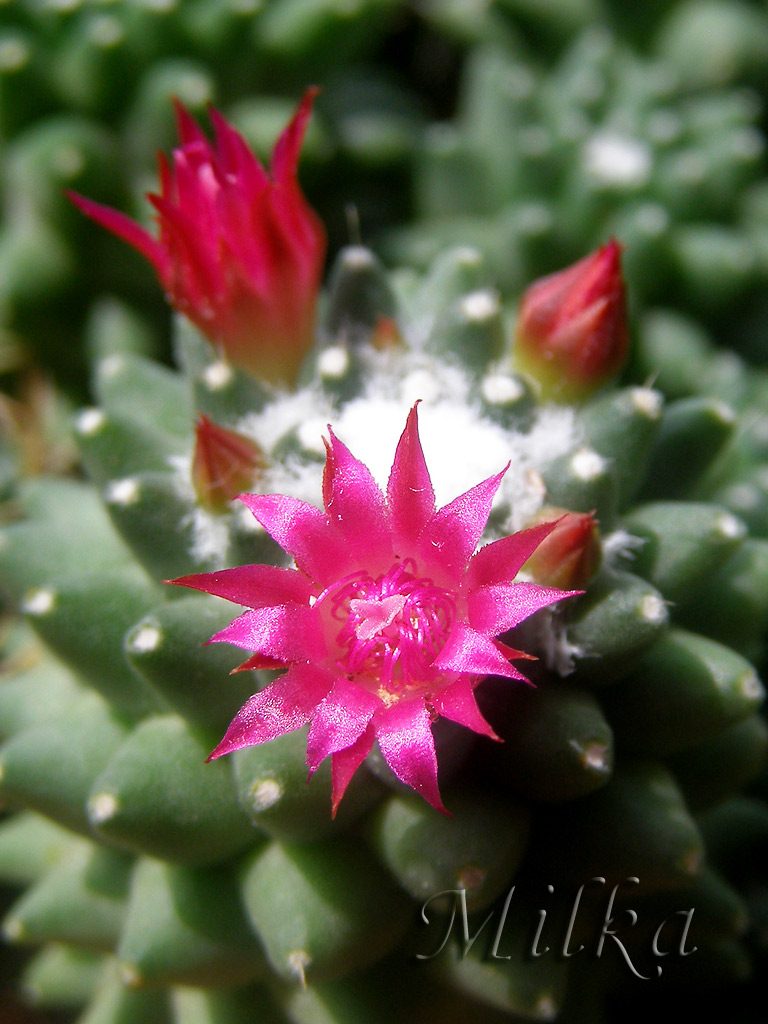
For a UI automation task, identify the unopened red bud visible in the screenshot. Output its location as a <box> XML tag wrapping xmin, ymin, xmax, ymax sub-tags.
<box><xmin>71</xmin><ymin>90</ymin><xmax>325</xmax><ymax>388</ymax></box>
<box><xmin>522</xmin><ymin>508</ymin><xmax>601</xmax><ymax>589</ymax></box>
<box><xmin>371</xmin><ymin>316</ymin><xmax>403</xmax><ymax>351</ymax></box>
<box><xmin>513</xmin><ymin>240</ymin><xmax>629</xmax><ymax>401</ymax></box>
<box><xmin>192</xmin><ymin>415</ymin><xmax>265</xmax><ymax>513</ymax></box>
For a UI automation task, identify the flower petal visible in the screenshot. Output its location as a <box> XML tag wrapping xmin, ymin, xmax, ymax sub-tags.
<box><xmin>468</xmin><ymin>581</ymin><xmax>580</xmax><ymax>635</ymax></box>
<box><xmin>210</xmin><ymin>604</ymin><xmax>323</xmax><ymax>661</ymax></box>
<box><xmin>465</xmin><ymin>519</ymin><xmax>562</xmax><ymax>591</ymax></box>
<box><xmin>169</xmin><ymin>564</ymin><xmax>312</xmax><ymax>609</ymax></box>
<box><xmin>419</xmin><ymin>466</ymin><xmax>508</xmax><ymax>584</ymax></box>
<box><xmin>323</xmin><ymin>428</ymin><xmax>390</xmax><ymax>562</ymax></box>
<box><xmin>306</xmin><ymin>677</ymin><xmax>383</xmax><ymax>775</ymax></box>
<box><xmin>232</xmin><ymin>653</ymin><xmax>286</xmax><ymax>672</ymax></box>
<box><xmin>331</xmin><ymin>724</ymin><xmax>375</xmax><ymax>817</ymax></box>
<box><xmin>238</xmin><ymin>492</ymin><xmax>349</xmax><ymax>585</ymax></box>
<box><xmin>432</xmin><ymin>622</ymin><xmax>530</xmax><ymax>682</ymax></box>
<box><xmin>374</xmin><ymin>700</ymin><xmax>446</xmax><ymax>813</ymax></box>
<box><xmin>431</xmin><ymin>675</ymin><xmax>500</xmax><ymax>740</ymax></box>
<box><xmin>67</xmin><ymin>192</ymin><xmax>170</xmax><ymax>280</ymax></box>
<box><xmin>207</xmin><ymin>663</ymin><xmax>333</xmax><ymax>759</ymax></box>
<box><xmin>271</xmin><ymin>86</ymin><xmax>320</xmax><ymax>184</ymax></box>
<box><xmin>386</xmin><ymin>403</ymin><xmax>435</xmax><ymax>549</ymax></box>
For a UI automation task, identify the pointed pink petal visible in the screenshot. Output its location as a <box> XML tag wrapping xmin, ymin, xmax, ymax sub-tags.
<box><xmin>432</xmin><ymin>622</ymin><xmax>529</xmax><ymax>682</ymax></box>
<box><xmin>238</xmin><ymin>492</ymin><xmax>350</xmax><ymax>585</ymax></box>
<box><xmin>172</xmin><ymin>98</ymin><xmax>209</xmax><ymax>148</ymax></box>
<box><xmin>418</xmin><ymin>466</ymin><xmax>508</xmax><ymax>584</ymax></box>
<box><xmin>374</xmin><ymin>700</ymin><xmax>446</xmax><ymax>813</ymax></box>
<box><xmin>271</xmin><ymin>87</ymin><xmax>319</xmax><ymax>184</ymax></box>
<box><xmin>323</xmin><ymin>428</ymin><xmax>391</xmax><ymax>561</ymax></box>
<box><xmin>232</xmin><ymin>653</ymin><xmax>286</xmax><ymax>672</ymax></box>
<box><xmin>465</xmin><ymin>519</ymin><xmax>563</xmax><ymax>591</ymax></box>
<box><xmin>386</xmin><ymin>404</ymin><xmax>435</xmax><ymax>549</ymax></box>
<box><xmin>207</xmin><ymin>663</ymin><xmax>333</xmax><ymax>759</ymax></box>
<box><xmin>209</xmin><ymin>106</ymin><xmax>269</xmax><ymax>192</ymax></box>
<box><xmin>149</xmin><ymin>192</ymin><xmax>224</xmax><ymax>304</ymax></box>
<box><xmin>494</xmin><ymin>638</ymin><xmax>536</xmax><ymax>662</ymax></box>
<box><xmin>468</xmin><ymin>581</ymin><xmax>580</xmax><ymax>635</ymax></box>
<box><xmin>331</xmin><ymin>724</ymin><xmax>375</xmax><ymax>817</ymax></box>
<box><xmin>432</xmin><ymin>675</ymin><xmax>500</xmax><ymax>740</ymax></box>
<box><xmin>68</xmin><ymin>192</ymin><xmax>170</xmax><ymax>280</ymax></box>
<box><xmin>168</xmin><ymin>564</ymin><xmax>312</xmax><ymax>609</ymax></box>
<box><xmin>306</xmin><ymin>677</ymin><xmax>383</xmax><ymax>774</ymax></box>
<box><xmin>210</xmin><ymin>604</ymin><xmax>323</xmax><ymax>661</ymax></box>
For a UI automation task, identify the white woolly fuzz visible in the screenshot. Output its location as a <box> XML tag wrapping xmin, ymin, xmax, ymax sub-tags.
<box><xmin>242</xmin><ymin>357</ymin><xmax>578</xmax><ymax>538</ymax></box>
<box><xmin>602</xmin><ymin>528</ymin><xmax>646</xmax><ymax>566</ymax></box>
<box><xmin>185</xmin><ymin>508</ymin><xmax>232</xmax><ymax>565</ymax></box>
<box><xmin>168</xmin><ymin>453</ymin><xmax>237</xmax><ymax>566</ymax></box>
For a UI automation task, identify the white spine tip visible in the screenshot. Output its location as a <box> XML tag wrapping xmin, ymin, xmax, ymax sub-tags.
<box><xmin>571</xmin><ymin>448</ymin><xmax>606</xmax><ymax>481</ymax></box>
<box><xmin>202</xmin><ymin>360</ymin><xmax>234</xmax><ymax>391</ymax></box>
<box><xmin>343</xmin><ymin>246</ymin><xmax>376</xmax><ymax>269</ymax></box>
<box><xmin>288</xmin><ymin>949</ymin><xmax>311</xmax><ymax>988</ymax></box>
<box><xmin>461</xmin><ymin>289</ymin><xmax>500</xmax><ymax>322</ymax></box>
<box><xmin>88</xmin><ymin>792</ymin><xmax>119</xmax><ymax>825</ymax></box>
<box><xmin>452</xmin><ymin>246</ymin><xmax>483</xmax><ymax>268</ymax></box>
<box><xmin>739</xmin><ymin>671</ymin><xmax>764</xmax><ymax>702</ymax></box>
<box><xmin>22</xmin><ymin>588</ymin><xmax>56</xmax><ymax>616</ymax></box>
<box><xmin>711</xmin><ymin>400</ymin><xmax>737</xmax><ymax>425</ymax></box>
<box><xmin>629</xmin><ymin>387</ymin><xmax>663</xmax><ymax>419</ymax></box>
<box><xmin>580</xmin><ymin>742</ymin><xmax>611</xmax><ymax>773</ymax></box>
<box><xmin>639</xmin><ymin>594</ymin><xmax>667</xmax><ymax>624</ymax></box>
<box><xmin>99</xmin><ymin>355</ymin><xmax>125</xmax><ymax>380</ymax></box>
<box><xmin>249</xmin><ymin>778</ymin><xmax>283</xmax><ymax>811</ymax></box>
<box><xmin>715</xmin><ymin>512</ymin><xmax>746</xmax><ymax>540</ymax></box>
<box><xmin>75</xmin><ymin>407</ymin><xmax>107</xmax><ymax>436</ymax></box>
<box><xmin>104</xmin><ymin>477</ymin><xmax>141</xmax><ymax>507</ymax></box>
<box><xmin>127</xmin><ymin>623</ymin><xmax>163</xmax><ymax>654</ymax></box>
<box><xmin>318</xmin><ymin>344</ymin><xmax>350</xmax><ymax>380</ymax></box>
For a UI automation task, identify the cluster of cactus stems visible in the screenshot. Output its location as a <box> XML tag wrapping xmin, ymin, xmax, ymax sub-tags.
<box><xmin>0</xmin><ymin>86</ymin><xmax>767</xmax><ymax>1024</ymax></box>
<box><xmin>7</xmin><ymin>1</ymin><xmax>768</xmax><ymax>405</ymax></box>
<box><xmin>390</xmin><ymin>22</ymin><xmax>768</xmax><ymax>336</ymax></box>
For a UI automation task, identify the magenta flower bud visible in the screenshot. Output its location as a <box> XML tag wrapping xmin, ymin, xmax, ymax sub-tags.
<box><xmin>70</xmin><ymin>90</ymin><xmax>326</xmax><ymax>388</ymax></box>
<box><xmin>513</xmin><ymin>240</ymin><xmax>629</xmax><ymax>401</ymax></box>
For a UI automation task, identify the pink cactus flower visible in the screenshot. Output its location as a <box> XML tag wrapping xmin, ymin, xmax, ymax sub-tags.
<box><xmin>70</xmin><ymin>90</ymin><xmax>325</xmax><ymax>388</ymax></box>
<box><xmin>171</xmin><ymin>406</ymin><xmax>579</xmax><ymax>813</ymax></box>
<box><xmin>513</xmin><ymin>239</ymin><xmax>629</xmax><ymax>401</ymax></box>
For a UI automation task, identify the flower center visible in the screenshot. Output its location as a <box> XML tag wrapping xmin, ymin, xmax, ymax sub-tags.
<box><xmin>316</xmin><ymin>560</ymin><xmax>455</xmax><ymax>696</ymax></box>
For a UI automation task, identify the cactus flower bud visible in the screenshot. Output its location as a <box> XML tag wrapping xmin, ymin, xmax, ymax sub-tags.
<box><xmin>192</xmin><ymin>415</ymin><xmax>265</xmax><ymax>513</ymax></box>
<box><xmin>522</xmin><ymin>507</ymin><xmax>601</xmax><ymax>589</ymax></box>
<box><xmin>70</xmin><ymin>90</ymin><xmax>326</xmax><ymax>388</ymax></box>
<box><xmin>513</xmin><ymin>240</ymin><xmax>629</xmax><ymax>401</ymax></box>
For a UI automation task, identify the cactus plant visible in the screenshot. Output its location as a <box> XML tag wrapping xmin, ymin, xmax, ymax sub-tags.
<box><xmin>1</xmin><ymin>92</ymin><xmax>767</xmax><ymax>1024</ymax></box>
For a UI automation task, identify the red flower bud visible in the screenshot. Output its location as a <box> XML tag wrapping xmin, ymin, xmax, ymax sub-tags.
<box><xmin>522</xmin><ymin>508</ymin><xmax>601</xmax><ymax>589</ymax></box>
<box><xmin>514</xmin><ymin>240</ymin><xmax>629</xmax><ymax>401</ymax></box>
<box><xmin>70</xmin><ymin>90</ymin><xmax>326</xmax><ymax>388</ymax></box>
<box><xmin>192</xmin><ymin>415</ymin><xmax>265</xmax><ymax>513</ymax></box>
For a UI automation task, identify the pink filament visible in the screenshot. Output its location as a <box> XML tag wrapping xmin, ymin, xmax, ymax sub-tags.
<box><xmin>315</xmin><ymin>560</ymin><xmax>455</xmax><ymax>692</ymax></box>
